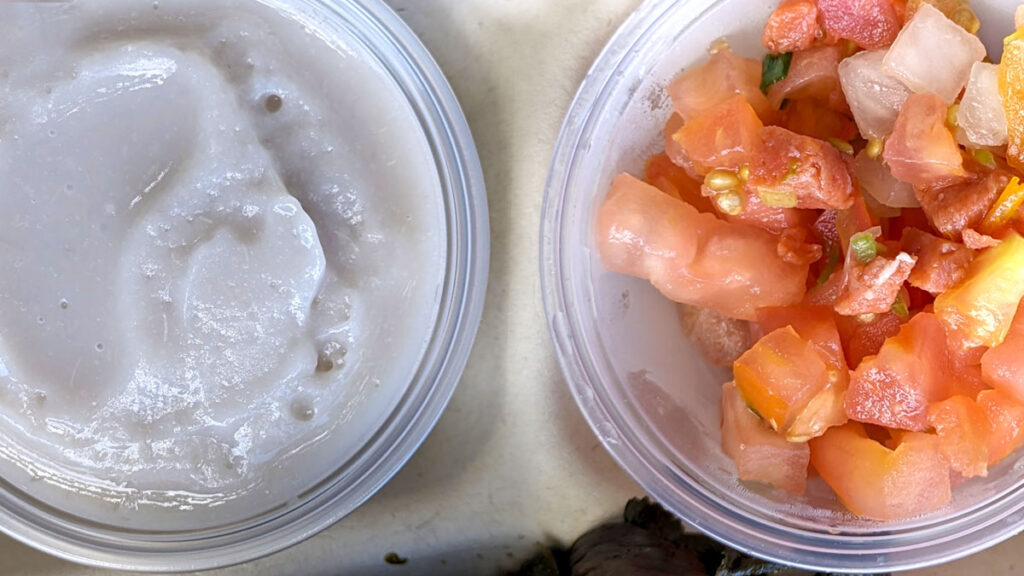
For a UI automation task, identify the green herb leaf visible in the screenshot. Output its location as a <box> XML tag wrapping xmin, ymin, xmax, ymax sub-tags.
<box><xmin>850</xmin><ymin>231</ymin><xmax>879</xmax><ymax>264</ymax></box>
<box><xmin>974</xmin><ymin>148</ymin><xmax>996</xmax><ymax>169</ymax></box>
<box><xmin>760</xmin><ymin>52</ymin><xmax>792</xmax><ymax>94</ymax></box>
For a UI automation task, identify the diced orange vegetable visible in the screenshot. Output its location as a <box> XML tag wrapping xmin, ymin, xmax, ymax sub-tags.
<box><xmin>733</xmin><ymin>326</ymin><xmax>838</xmax><ymax>436</ymax></box>
<box><xmin>884</xmin><ymin>93</ymin><xmax>970</xmax><ymax>190</ymax></box>
<box><xmin>762</xmin><ymin>0</ymin><xmax>821</xmax><ymax>53</ymax></box>
<box><xmin>900</xmin><ymin>227</ymin><xmax>973</xmax><ymax>294</ymax></box>
<box><xmin>818</xmin><ymin>0</ymin><xmax>902</xmax><ymax>49</ymax></box>
<box><xmin>667</xmin><ymin>45</ymin><xmax>776</xmax><ymax>125</ymax></box>
<box><xmin>845</xmin><ymin>313</ymin><xmax>951</xmax><ymax>430</ymax></box>
<box><xmin>597</xmin><ymin>175</ymin><xmax>809</xmax><ymax>320</ymax></box>
<box><xmin>980</xmin><ymin>300</ymin><xmax>1024</xmax><ymax>403</ymax></box>
<box><xmin>927</xmin><ymin>395</ymin><xmax>992</xmax><ymax>477</ymax></box>
<box><xmin>643</xmin><ymin>153</ymin><xmax>715</xmax><ymax>213</ymax></box>
<box><xmin>721</xmin><ymin>382</ymin><xmax>809</xmax><ymax>494</ymax></box>
<box><xmin>977</xmin><ymin>389</ymin><xmax>1024</xmax><ymax>465</ymax></box>
<box><xmin>835</xmin><ymin>310</ymin><xmax>907</xmax><ymax>368</ymax></box>
<box><xmin>919</xmin><ymin>170</ymin><xmax>1013</xmax><ymax>241</ymax></box>
<box><xmin>906</xmin><ymin>0</ymin><xmax>979</xmax><ymax>33</ymax></box>
<box><xmin>668</xmin><ymin>95</ymin><xmax>764</xmax><ymax>177</ymax></box>
<box><xmin>999</xmin><ymin>29</ymin><xmax>1024</xmax><ymax>172</ymax></box>
<box><xmin>746</xmin><ymin>126</ymin><xmax>855</xmax><ymax>210</ymax></box>
<box><xmin>934</xmin><ymin>231</ymin><xmax>1024</xmax><ymax>349</ymax></box>
<box><xmin>809</xmin><ymin>422</ymin><xmax>951</xmax><ymax>520</ymax></box>
<box><xmin>979</xmin><ymin>177</ymin><xmax>1024</xmax><ymax>235</ymax></box>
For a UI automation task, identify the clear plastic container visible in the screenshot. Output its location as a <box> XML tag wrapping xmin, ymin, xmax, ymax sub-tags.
<box><xmin>541</xmin><ymin>0</ymin><xmax>1024</xmax><ymax>571</ymax></box>
<box><xmin>0</xmin><ymin>0</ymin><xmax>488</xmax><ymax>571</ymax></box>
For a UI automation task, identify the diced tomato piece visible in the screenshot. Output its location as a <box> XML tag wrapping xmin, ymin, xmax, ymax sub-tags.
<box><xmin>834</xmin><ymin>251</ymin><xmax>917</xmax><ymax>316</ymax></box>
<box><xmin>962</xmin><ymin>228</ymin><xmax>1001</xmax><ymax>250</ymax></box>
<box><xmin>644</xmin><ymin>153</ymin><xmax>715</xmax><ymax>213</ymax></box>
<box><xmin>900</xmin><ymin>227</ymin><xmax>973</xmax><ymax>294</ymax></box>
<box><xmin>818</xmin><ymin>0</ymin><xmax>902</xmax><ymax>50</ymax></box>
<box><xmin>667</xmin><ymin>45</ymin><xmax>776</xmax><ymax>124</ymax></box>
<box><xmin>779</xmin><ymin>98</ymin><xmax>859</xmax><ymax>142</ymax></box>
<box><xmin>835</xmin><ymin>309</ymin><xmax>906</xmax><ymax>369</ymax></box>
<box><xmin>723</xmin><ymin>191</ymin><xmax>818</xmax><ymax>235</ymax></box>
<box><xmin>947</xmin><ymin>363</ymin><xmax>988</xmax><ymax>398</ymax></box>
<box><xmin>597</xmin><ymin>175</ymin><xmax>809</xmax><ymax>320</ymax></box>
<box><xmin>677</xmin><ymin>304</ymin><xmax>752</xmax><ymax>366</ymax></box>
<box><xmin>668</xmin><ymin>95</ymin><xmax>763</xmax><ymax>177</ymax></box>
<box><xmin>885</xmin><ymin>208</ymin><xmax>933</xmax><ymax>242</ymax></box>
<box><xmin>981</xmin><ymin>300</ymin><xmax>1024</xmax><ymax>403</ymax></box>
<box><xmin>777</xmin><ymin>227</ymin><xmax>824</xmax><ymax>266</ymax></box>
<box><xmin>756</xmin><ymin>305</ymin><xmax>846</xmax><ymax>368</ymax></box>
<box><xmin>934</xmin><ymin>231</ymin><xmax>1024</xmax><ymax>349</ymax></box>
<box><xmin>836</xmin><ymin>194</ymin><xmax>878</xmax><ymax>257</ymax></box>
<box><xmin>746</xmin><ymin>126</ymin><xmax>855</xmax><ymax>210</ymax></box>
<box><xmin>809</xmin><ymin>422</ymin><xmax>950</xmax><ymax>521</ymax></box>
<box><xmin>884</xmin><ymin>93</ymin><xmax>969</xmax><ymax>190</ymax></box>
<box><xmin>805</xmin><ymin>262</ymin><xmax>847</xmax><ymax>307</ymax></box>
<box><xmin>734</xmin><ymin>326</ymin><xmax>839</xmax><ymax>436</ymax></box>
<box><xmin>928</xmin><ymin>395</ymin><xmax>992</xmax><ymax>477</ymax></box>
<box><xmin>999</xmin><ymin>30</ymin><xmax>1024</xmax><ymax>172</ymax></box>
<box><xmin>977</xmin><ymin>389</ymin><xmax>1024</xmax><ymax>465</ymax></box>
<box><xmin>721</xmin><ymin>382</ymin><xmax>809</xmax><ymax>494</ymax></box>
<box><xmin>846</xmin><ymin>312</ymin><xmax>951</xmax><ymax>430</ymax></box>
<box><xmin>762</xmin><ymin>0</ymin><xmax>821</xmax><ymax>53</ymax></box>
<box><xmin>768</xmin><ymin>46</ymin><xmax>849</xmax><ymax>113</ymax></box>
<box><xmin>814</xmin><ymin>209</ymin><xmax>841</xmax><ymax>246</ymax></box>
<box><xmin>918</xmin><ymin>169</ymin><xmax>1012</xmax><ymax>240</ymax></box>
<box><xmin>663</xmin><ymin>113</ymin><xmax>686</xmax><ymax>169</ymax></box>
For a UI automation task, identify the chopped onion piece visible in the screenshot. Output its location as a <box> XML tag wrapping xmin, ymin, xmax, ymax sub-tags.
<box><xmin>882</xmin><ymin>3</ymin><xmax>986</xmax><ymax>105</ymax></box>
<box><xmin>839</xmin><ymin>50</ymin><xmax>912</xmax><ymax>140</ymax></box>
<box><xmin>957</xmin><ymin>62</ymin><xmax>1008</xmax><ymax>147</ymax></box>
<box><xmin>854</xmin><ymin>150</ymin><xmax>920</xmax><ymax>208</ymax></box>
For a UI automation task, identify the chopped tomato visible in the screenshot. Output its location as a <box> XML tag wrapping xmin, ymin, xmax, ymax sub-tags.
<box><xmin>836</xmin><ymin>194</ymin><xmax>878</xmax><ymax>257</ymax></box>
<box><xmin>762</xmin><ymin>0</ymin><xmax>821</xmax><ymax>53</ymax></box>
<box><xmin>768</xmin><ymin>46</ymin><xmax>849</xmax><ymax>113</ymax></box>
<box><xmin>884</xmin><ymin>208</ymin><xmax>933</xmax><ymax>242</ymax></box>
<box><xmin>835</xmin><ymin>309</ymin><xmax>907</xmax><ymax>368</ymax></box>
<box><xmin>746</xmin><ymin>126</ymin><xmax>855</xmax><ymax>210</ymax></box>
<box><xmin>809</xmin><ymin>422</ymin><xmax>950</xmax><ymax>521</ymax></box>
<box><xmin>918</xmin><ymin>169</ymin><xmax>1012</xmax><ymax>240</ymax></box>
<box><xmin>597</xmin><ymin>175</ymin><xmax>809</xmax><ymax>320</ymax></box>
<box><xmin>834</xmin><ymin>249</ymin><xmax>917</xmax><ymax>316</ymax></box>
<box><xmin>883</xmin><ymin>93</ymin><xmax>970</xmax><ymax>190</ymax></box>
<box><xmin>643</xmin><ymin>153</ymin><xmax>715</xmax><ymax>212</ymax></box>
<box><xmin>723</xmin><ymin>191</ymin><xmax>818</xmax><ymax>235</ymax></box>
<box><xmin>845</xmin><ymin>312</ymin><xmax>951</xmax><ymax>430</ymax></box>
<box><xmin>817</xmin><ymin>0</ymin><xmax>902</xmax><ymax>50</ymax></box>
<box><xmin>977</xmin><ymin>389</ymin><xmax>1024</xmax><ymax>465</ymax></box>
<box><xmin>668</xmin><ymin>95</ymin><xmax>763</xmax><ymax>177</ymax></box>
<box><xmin>677</xmin><ymin>304</ymin><xmax>752</xmax><ymax>367</ymax></box>
<box><xmin>756</xmin><ymin>304</ymin><xmax>847</xmax><ymax>368</ymax></box>
<box><xmin>805</xmin><ymin>262</ymin><xmax>848</xmax><ymax>307</ymax></box>
<box><xmin>934</xmin><ymin>231</ymin><xmax>1024</xmax><ymax>349</ymax></box>
<box><xmin>779</xmin><ymin>98</ymin><xmax>859</xmax><ymax>142</ymax></box>
<box><xmin>962</xmin><ymin>229</ymin><xmax>1001</xmax><ymax>250</ymax></box>
<box><xmin>999</xmin><ymin>29</ymin><xmax>1024</xmax><ymax>172</ymax></box>
<box><xmin>733</xmin><ymin>326</ymin><xmax>843</xmax><ymax>438</ymax></box>
<box><xmin>978</xmin><ymin>177</ymin><xmax>1024</xmax><ymax>236</ymax></box>
<box><xmin>980</xmin><ymin>300</ymin><xmax>1024</xmax><ymax>403</ymax></box>
<box><xmin>721</xmin><ymin>382</ymin><xmax>809</xmax><ymax>494</ymax></box>
<box><xmin>900</xmin><ymin>227</ymin><xmax>973</xmax><ymax>294</ymax></box>
<box><xmin>663</xmin><ymin>113</ymin><xmax>686</xmax><ymax>170</ymax></box>
<box><xmin>927</xmin><ymin>395</ymin><xmax>992</xmax><ymax>477</ymax></box>
<box><xmin>667</xmin><ymin>45</ymin><xmax>776</xmax><ymax>124</ymax></box>
<box><xmin>777</xmin><ymin>227</ymin><xmax>824</xmax><ymax>266</ymax></box>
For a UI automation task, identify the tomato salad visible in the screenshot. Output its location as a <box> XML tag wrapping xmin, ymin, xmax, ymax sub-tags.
<box><xmin>597</xmin><ymin>0</ymin><xmax>1024</xmax><ymax>520</ymax></box>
